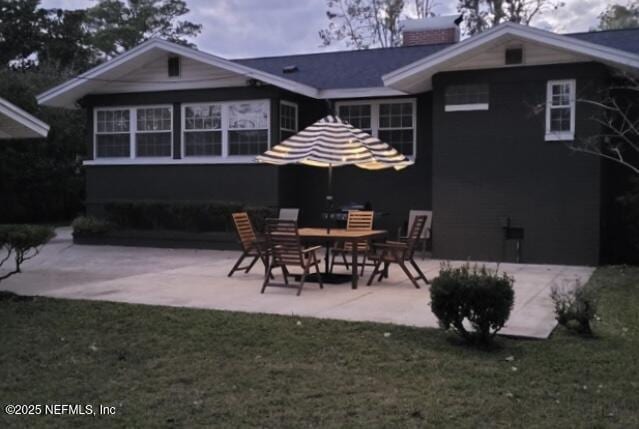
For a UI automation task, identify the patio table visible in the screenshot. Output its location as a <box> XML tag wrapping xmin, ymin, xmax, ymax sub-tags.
<box><xmin>297</xmin><ymin>228</ymin><xmax>387</xmax><ymax>289</ymax></box>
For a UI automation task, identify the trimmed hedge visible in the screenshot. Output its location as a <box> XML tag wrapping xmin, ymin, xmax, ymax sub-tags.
<box><xmin>101</xmin><ymin>201</ymin><xmax>277</xmax><ymax>233</ymax></box>
<box><xmin>430</xmin><ymin>263</ymin><xmax>515</xmax><ymax>345</ymax></box>
<box><xmin>72</xmin><ymin>216</ymin><xmax>113</xmax><ymax>237</ymax></box>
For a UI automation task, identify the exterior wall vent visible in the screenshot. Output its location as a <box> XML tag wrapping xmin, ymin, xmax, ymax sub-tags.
<box><xmin>168</xmin><ymin>56</ymin><xmax>181</xmax><ymax>77</ymax></box>
<box><xmin>283</xmin><ymin>65</ymin><xmax>298</xmax><ymax>74</ymax></box>
<box><xmin>505</xmin><ymin>48</ymin><xmax>524</xmax><ymax>65</ymax></box>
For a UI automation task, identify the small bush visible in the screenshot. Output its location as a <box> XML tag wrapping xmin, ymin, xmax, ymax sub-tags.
<box><xmin>550</xmin><ymin>280</ymin><xmax>597</xmax><ymax>335</ymax></box>
<box><xmin>430</xmin><ymin>263</ymin><xmax>515</xmax><ymax>345</ymax></box>
<box><xmin>71</xmin><ymin>216</ymin><xmax>113</xmax><ymax>237</ymax></box>
<box><xmin>0</xmin><ymin>224</ymin><xmax>55</xmax><ymax>282</ymax></box>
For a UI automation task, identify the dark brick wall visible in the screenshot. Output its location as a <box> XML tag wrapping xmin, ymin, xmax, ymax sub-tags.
<box><xmin>403</xmin><ymin>28</ymin><xmax>459</xmax><ymax>46</ymax></box>
<box><xmin>431</xmin><ymin>63</ymin><xmax>608</xmax><ymax>265</ymax></box>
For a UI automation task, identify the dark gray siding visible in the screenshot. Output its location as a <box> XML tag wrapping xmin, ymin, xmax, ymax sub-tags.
<box><xmin>86</xmin><ymin>164</ymin><xmax>279</xmax><ymax>212</ymax></box>
<box><xmin>431</xmin><ymin>63</ymin><xmax>607</xmax><ymax>265</ymax></box>
<box><xmin>84</xmin><ymin>86</ymin><xmax>296</xmax><ymax>212</ymax></box>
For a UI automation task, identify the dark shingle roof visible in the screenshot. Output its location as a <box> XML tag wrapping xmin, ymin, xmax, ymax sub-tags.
<box><xmin>233</xmin><ymin>28</ymin><xmax>639</xmax><ymax>90</ymax></box>
<box><xmin>234</xmin><ymin>43</ymin><xmax>452</xmax><ymax>89</ymax></box>
<box><xmin>567</xmin><ymin>28</ymin><xmax>639</xmax><ymax>55</ymax></box>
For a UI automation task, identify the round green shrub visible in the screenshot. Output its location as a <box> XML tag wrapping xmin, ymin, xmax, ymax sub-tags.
<box><xmin>430</xmin><ymin>263</ymin><xmax>515</xmax><ymax>345</ymax></box>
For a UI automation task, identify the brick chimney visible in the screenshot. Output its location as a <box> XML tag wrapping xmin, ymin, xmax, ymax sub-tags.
<box><xmin>401</xmin><ymin>15</ymin><xmax>462</xmax><ymax>46</ymax></box>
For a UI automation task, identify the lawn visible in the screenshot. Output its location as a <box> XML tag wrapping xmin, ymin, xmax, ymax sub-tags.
<box><xmin>1</xmin><ymin>266</ymin><xmax>638</xmax><ymax>428</ymax></box>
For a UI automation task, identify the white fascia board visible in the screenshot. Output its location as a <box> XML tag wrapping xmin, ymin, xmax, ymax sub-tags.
<box><xmin>0</xmin><ymin>97</ymin><xmax>50</xmax><ymax>138</ymax></box>
<box><xmin>383</xmin><ymin>22</ymin><xmax>639</xmax><ymax>90</ymax></box>
<box><xmin>37</xmin><ymin>39</ymin><xmax>320</xmax><ymax>108</ymax></box>
<box><xmin>319</xmin><ymin>87</ymin><xmax>409</xmax><ymax>99</ymax></box>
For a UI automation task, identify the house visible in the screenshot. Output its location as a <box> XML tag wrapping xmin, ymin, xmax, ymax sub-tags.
<box><xmin>0</xmin><ymin>97</ymin><xmax>49</xmax><ymax>140</ymax></box>
<box><xmin>37</xmin><ymin>16</ymin><xmax>639</xmax><ymax>265</ymax></box>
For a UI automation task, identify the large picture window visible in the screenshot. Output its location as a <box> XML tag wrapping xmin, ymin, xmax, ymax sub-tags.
<box><xmin>181</xmin><ymin>99</ymin><xmax>271</xmax><ymax>159</ymax></box>
<box><xmin>336</xmin><ymin>99</ymin><xmax>416</xmax><ymax>157</ymax></box>
<box><xmin>94</xmin><ymin>106</ymin><xmax>173</xmax><ymax>159</ymax></box>
<box><xmin>545</xmin><ymin>79</ymin><xmax>576</xmax><ymax>141</ymax></box>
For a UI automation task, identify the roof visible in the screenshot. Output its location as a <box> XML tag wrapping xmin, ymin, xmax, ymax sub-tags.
<box><xmin>568</xmin><ymin>28</ymin><xmax>639</xmax><ymax>56</ymax></box>
<box><xmin>37</xmin><ymin>24</ymin><xmax>639</xmax><ymax>108</ymax></box>
<box><xmin>0</xmin><ymin>97</ymin><xmax>49</xmax><ymax>139</ymax></box>
<box><xmin>234</xmin><ymin>43</ymin><xmax>452</xmax><ymax>90</ymax></box>
<box><xmin>236</xmin><ymin>26</ymin><xmax>639</xmax><ymax>91</ymax></box>
<box><xmin>383</xmin><ymin>23</ymin><xmax>639</xmax><ymax>93</ymax></box>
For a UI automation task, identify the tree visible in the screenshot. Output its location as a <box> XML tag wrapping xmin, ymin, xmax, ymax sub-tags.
<box><xmin>598</xmin><ymin>3</ymin><xmax>639</xmax><ymax>30</ymax></box>
<box><xmin>87</xmin><ymin>0</ymin><xmax>202</xmax><ymax>60</ymax></box>
<box><xmin>457</xmin><ymin>0</ymin><xmax>564</xmax><ymax>35</ymax></box>
<box><xmin>411</xmin><ymin>0</ymin><xmax>437</xmax><ymax>18</ymax></box>
<box><xmin>571</xmin><ymin>73</ymin><xmax>639</xmax><ymax>176</ymax></box>
<box><xmin>0</xmin><ymin>0</ymin><xmax>46</xmax><ymax>69</ymax></box>
<box><xmin>0</xmin><ymin>225</ymin><xmax>55</xmax><ymax>283</ymax></box>
<box><xmin>319</xmin><ymin>0</ymin><xmax>406</xmax><ymax>49</ymax></box>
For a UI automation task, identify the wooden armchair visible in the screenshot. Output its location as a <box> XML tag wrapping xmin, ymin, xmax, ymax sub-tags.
<box><xmin>228</xmin><ymin>212</ymin><xmax>269</xmax><ymax>277</ymax></box>
<box><xmin>367</xmin><ymin>215</ymin><xmax>429</xmax><ymax>289</ymax></box>
<box><xmin>330</xmin><ymin>210</ymin><xmax>375</xmax><ymax>275</ymax></box>
<box><xmin>398</xmin><ymin>210</ymin><xmax>432</xmax><ymax>260</ymax></box>
<box><xmin>261</xmin><ymin>219</ymin><xmax>323</xmax><ymax>296</ymax></box>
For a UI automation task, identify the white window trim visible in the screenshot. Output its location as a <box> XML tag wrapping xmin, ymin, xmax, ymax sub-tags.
<box><xmin>445</xmin><ymin>103</ymin><xmax>489</xmax><ymax>112</ymax></box>
<box><xmin>335</xmin><ymin>98</ymin><xmax>417</xmax><ymax>159</ymax></box>
<box><xmin>181</xmin><ymin>99</ymin><xmax>270</xmax><ymax>162</ymax></box>
<box><xmin>545</xmin><ymin>79</ymin><xmax>576</xmax><ymax>141</ymax></box>
<box><xmin>94</xmin><ymin>105</ymin><xmax>173</xmax><ymax>160</ymax></box>
<box><xmin>280</xmin><ymin>100</ymin><xmax>298</xmax><ymax>139</ymax></box>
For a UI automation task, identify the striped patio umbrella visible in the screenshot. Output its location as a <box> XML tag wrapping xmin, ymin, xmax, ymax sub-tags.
<box><xmin>256</xmin><ymin>115</ymin><xmax>413</xmax><ymax>171</ymax></box>
<box><xmin>256</xmin><ymin>115</ymin><xmax>413</xmax><ymax>228</ymax></box>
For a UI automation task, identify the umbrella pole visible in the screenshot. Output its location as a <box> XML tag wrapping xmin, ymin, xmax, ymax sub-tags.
<box><xmin>326</xmin><ymin>164</ymin><xmax>333</xmax><ymax>234</ymax></box>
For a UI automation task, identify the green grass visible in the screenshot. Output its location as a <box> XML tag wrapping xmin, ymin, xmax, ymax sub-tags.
<box><xmin>1</xmin><ymin>266</ymin><xmax>638</xmax><ymax>428</ymax></box>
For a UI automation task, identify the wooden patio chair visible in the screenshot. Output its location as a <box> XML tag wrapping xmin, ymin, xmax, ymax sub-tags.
<box><xmin>329</xmin><ymin>210</ymin><xmax>376</xmax><ymax>275</ymax></box>
<box><xmin>398</xmin><ymin>210</ymin><xmax>432</xmax><ymax>260</ymax></box>
<box><xmin>367</xmin><ymin>215</ymin><xmax>430</xmax><ymax>289</ymax></box>
<box><xmin>278</xmin><ymin>208</ymin><xmax>300</xmax><ymax>221</ymax></box>
<box><xmin>261</xmin><ymin>219</ymin><xmax>323</xmax><ymax>296</ymax></box>
<box><xmin>228</xmin><ymin>212</ymin><xmax>269</xmax><ymax>277</ymax></box>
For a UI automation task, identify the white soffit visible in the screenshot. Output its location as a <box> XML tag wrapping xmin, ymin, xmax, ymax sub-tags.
<box><xmin>0</xmin><ymin>97</ymin><xmax>49</xmax><ymax>139</ymax></box>
<box><xmin>383</xmin><ymin>22</ymin><xmax>639</xmax><ymax>93</ymax></box>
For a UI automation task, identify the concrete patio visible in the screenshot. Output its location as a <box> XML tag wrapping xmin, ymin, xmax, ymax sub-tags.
<box><xmin>0</xmin><ymin>228</ymin><xmax>594</xmax><ymax>339</ymax></box>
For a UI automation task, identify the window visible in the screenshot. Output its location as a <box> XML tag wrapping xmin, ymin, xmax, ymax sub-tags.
<box><xmin>183</xmin><ymin>104</ymin><xmax>222</xmax><ymax>156</ymax></box>
<box><xmin>94</xmin><ymin>106</ymin><xmax>172</xmax><ymax>159</ymax></box>
<box><xmin>181</xmin><ymin>99</ymin><xmax>270</xmax><ymax>159</ymax></box>
<box><xmin>336</xmin><ymin>99</ymin><xmax>416</xmax><ymax>157</ymax></box>
<box><xmin>338</xmin><ymin>104</ymin><xmax>372</xmax><ymax>134</ymax></box>
<box><xmin>444</xmin><ymin>84</ymin><xmax>489</xmax><ymax>111</ymax></box>
<box><xmin>136</xmin><ymin>107</ymin><xmax>172</xmax><ymax>157</ymax></box>
<box><xmin>95</xmin><ymin>109</ymin><xmax>130</xmax><ymax>158</ymax></box>
<box><xmin>378</xmin><ymin>102</ymin><xmax>414</xmax><ymax>156</ymax></box>
<box><xmin>280</xmin><ymin>101</ymin><xmax>298</xmax><ymax>141</ymax></box>
<box><xmin>228</xmin><ymin>101</ymin><xmax>269</xmax><ymax>155</ymax></box>
<box><xmin>545</xmin><ymin>80</ymin><xmax>576</xmax><ymax>141</ymax></box>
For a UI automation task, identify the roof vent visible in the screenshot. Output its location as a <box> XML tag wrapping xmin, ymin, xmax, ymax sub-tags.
<box><xmin>283</xmin><ymin>65</ymin><xmax>298</xmax><ymax>74</ymax></box>
<box><xmin>168</xmin><ymin>56</ymin><xmax>180</xmax><ymax>77</ymax></box>
<box><xmin>505</xmin><ymin>47</ymin><xmax>523</xmax><ymax>65</ymax></box>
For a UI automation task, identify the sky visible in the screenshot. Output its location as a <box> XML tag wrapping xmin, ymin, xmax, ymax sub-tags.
<box><xmin>41</xmin><ymin>0</ymin><xmax>619</xmax><ymax>59</ymax></box>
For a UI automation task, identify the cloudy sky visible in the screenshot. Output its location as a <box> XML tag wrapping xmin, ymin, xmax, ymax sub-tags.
<box><xmin>41</xmin><ymin>0</ymin><xmax>618</xmax><ymax>58</ymax></box>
